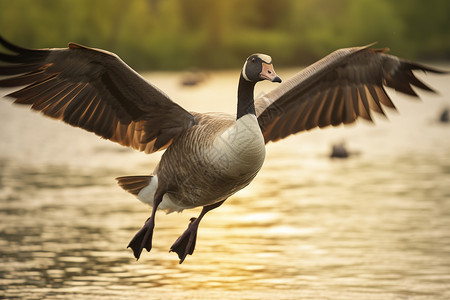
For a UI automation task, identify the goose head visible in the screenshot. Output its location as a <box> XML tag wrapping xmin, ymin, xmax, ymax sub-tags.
<box><xmin>241</xmin><ymin>54</ymin><xmax>282</xmax><ymax>83</ymax></box>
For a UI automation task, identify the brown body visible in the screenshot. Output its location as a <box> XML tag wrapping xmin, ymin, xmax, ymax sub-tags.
<box><xmin>132</xmin><ymin>112</ymin><xmax>265</xmax><ymax>212</ymax></box>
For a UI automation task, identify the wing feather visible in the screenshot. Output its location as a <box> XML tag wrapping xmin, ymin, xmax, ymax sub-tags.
<box><xmin>330</xmin><ymin>87</ymin><xmax>345</xmax><ymax>126</ymax></box>
<box><xmin>318</xmin><ymin>87</ymin><xmax>338</xmax><ymax>127</ymax></box>
<box><xmin>355</xmin><ymin>85</ymin><xmax>372</xmax><ymax>121</ymax></box>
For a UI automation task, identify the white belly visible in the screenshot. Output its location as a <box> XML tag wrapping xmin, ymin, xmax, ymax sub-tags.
<box><xmin>137</xmin><ymin>175</ymin><xmax>183</xmax><ymax>213</ymax></box>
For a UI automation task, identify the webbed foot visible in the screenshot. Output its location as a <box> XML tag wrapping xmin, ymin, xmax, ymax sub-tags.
<box><xmin>128</xmin><ymin>217</ymin><xmax>155</xmax><ymax>260</ymax></box>
<box><xmin>170</xmin><ymin>217</ymin><xmax>199</xmax><ymax>264</ymax></box>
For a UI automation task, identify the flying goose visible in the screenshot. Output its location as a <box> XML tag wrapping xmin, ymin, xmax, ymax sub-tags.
<box><xmin>0</xmin><ymin>36</ymin><xmax>446</xmax><ymax>263</ymax></box>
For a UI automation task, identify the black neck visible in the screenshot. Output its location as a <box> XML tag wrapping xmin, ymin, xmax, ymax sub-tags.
<box><xmin>237</xmin><ymin>73</ymin><xmax>256</xmax><ymax>120</ymax></box>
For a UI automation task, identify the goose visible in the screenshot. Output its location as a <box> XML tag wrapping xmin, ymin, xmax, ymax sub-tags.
<box><xmin>0</xmin><ymin>36</ymin><xmax>446</xmax><ymax>264</ymax></box>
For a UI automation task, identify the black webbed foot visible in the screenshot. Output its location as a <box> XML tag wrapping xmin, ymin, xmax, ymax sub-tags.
<box><xmin>170</xmin><ymin>217</ymin><xmax>199</xmax><ymax>264</ymax></box>
<box><xmin>128</xmin><ymin>217</ymin><xmax>155</xmax><ymax>260</ymax></box>
<box><xmin>128</xmin><ymin>191</ymin><xmax>165</xmax><ymax>260</ymax></box>
<box><xmin>169</xmin><ymin>201</ymin><xmax>225</xmax><ymax>264</ymax></box>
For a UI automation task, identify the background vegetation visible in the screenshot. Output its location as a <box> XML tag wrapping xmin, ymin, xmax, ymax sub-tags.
<box><xmin>1</xmin><ymin>0</ymin><xmax>449</xmax><ymax>70</ymax></box>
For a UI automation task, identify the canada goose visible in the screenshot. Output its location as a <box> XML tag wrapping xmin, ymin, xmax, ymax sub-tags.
<box><xmin>0</xmin><ymin>36</ymin><xmax>446</xmax><ymax>264</ymax></box>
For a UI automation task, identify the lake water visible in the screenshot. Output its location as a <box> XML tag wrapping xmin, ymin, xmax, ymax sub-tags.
<box><xmin>0</xmin><ymin>67</ymin><xmax>449</xmax><ymax>299</ymax></box>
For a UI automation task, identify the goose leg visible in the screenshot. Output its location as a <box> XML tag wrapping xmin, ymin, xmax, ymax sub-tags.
<box><xmin>170</xmin><ymin>200</ymin><xmax>225</xmax><ymax>264</ymax></box>
<box><xmin>128</xmin><ymin>191</ymin><xmax>164</xmax><ymax>260</ymax></box>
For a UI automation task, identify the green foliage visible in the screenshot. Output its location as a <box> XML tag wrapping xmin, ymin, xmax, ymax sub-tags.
<box><xmin>0</xmin><ymin>0</ymin><xmax>449</xmax><ymax>70</ymax></box>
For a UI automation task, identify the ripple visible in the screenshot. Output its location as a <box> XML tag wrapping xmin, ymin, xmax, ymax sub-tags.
<box><xmin>1</xmin><ymin>71</ymin><xmax>450</xmax><ymax>299</ymax></box>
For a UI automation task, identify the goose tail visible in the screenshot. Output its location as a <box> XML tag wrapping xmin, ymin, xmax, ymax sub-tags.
<box><xmin>116</xmin><ymin>175</ymin><xmax>153</xmax><ymax>196</ymax></box>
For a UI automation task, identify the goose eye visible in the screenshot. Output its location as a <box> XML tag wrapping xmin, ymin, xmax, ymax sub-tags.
<box><xmin>251</xmin><ymin>58</ymin><xmax>256</xmax><ymax>63</ymax></box>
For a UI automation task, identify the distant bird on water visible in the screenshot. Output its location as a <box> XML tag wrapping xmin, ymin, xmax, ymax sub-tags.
<box><xmin>0</xmin><ymin>35</ymin><xmax>447</xmax><ymax>263</ymax></box>
<box><xmin>330</xmin><ymin>142</ymin><xmax>350</xmax><ymax>159</ymax></box>
<box><xmin>439</xmin><ymin>107</ymin><xmax>449</xmax><ymax>123</ymax></box>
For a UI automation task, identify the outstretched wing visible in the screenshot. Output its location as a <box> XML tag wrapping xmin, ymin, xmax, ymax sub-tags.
<box><xmin>255</xmin><ymin>44</ymin><xmax>446</xmax><ymax>143</ymax></box>
<box><xmin>0</xmin><ymin>36</ymin><xmax>195</xmax><ymax>153</ymax></box>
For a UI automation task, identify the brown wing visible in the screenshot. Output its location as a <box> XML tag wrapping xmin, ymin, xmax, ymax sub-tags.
<box><xmin>0</xmin><ymin>36</ymin><xmax>195</xmax><ymax>153</ymax></box>
<box><xmin>255</xmin><ymin>44</ymin><xmax>447</xmax><ymax>144</ymax></box>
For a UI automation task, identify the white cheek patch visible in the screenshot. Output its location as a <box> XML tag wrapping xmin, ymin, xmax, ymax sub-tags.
<box><xmin>242</xmin><ymin>60</ymin><xmax>250</xmax><ymax>81</ymax></box>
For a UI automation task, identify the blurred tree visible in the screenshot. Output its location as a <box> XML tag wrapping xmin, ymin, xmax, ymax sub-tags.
<box><xmin>0</xmin><ymin>0</ymin><xmax>449</xmax><ymax>69</ymax></box>
<box><xmin>391</xmin><ymin>0</ymin><xmax>450</xmax><ymax>59</ymax></box>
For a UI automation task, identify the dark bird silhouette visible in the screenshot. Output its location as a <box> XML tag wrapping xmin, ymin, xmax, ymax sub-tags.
<box><xmin>439</xmin><ymin>108</ymin><xmax>449</xmax><ymax>123</ymax></box>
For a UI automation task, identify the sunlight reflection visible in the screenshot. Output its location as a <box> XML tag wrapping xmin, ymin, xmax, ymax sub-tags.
<box><xmin>0</xmin><ymin>70</ymin><xmax>449</xmax><ymax>299</ymax></box>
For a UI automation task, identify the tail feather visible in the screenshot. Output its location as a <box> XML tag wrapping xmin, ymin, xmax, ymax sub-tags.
<box><xmin>116</xmin><ymin>175</ymin><xmax>152</xmax><ymax>196</ymax></box>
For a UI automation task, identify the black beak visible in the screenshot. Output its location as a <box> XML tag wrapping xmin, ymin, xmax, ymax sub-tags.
<box><xmin>271</xmin><ymin>75</ymin><xmax>282</xmax><ymax>83</ymax></box>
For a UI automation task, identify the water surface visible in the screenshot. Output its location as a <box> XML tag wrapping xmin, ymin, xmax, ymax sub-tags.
<box><xmin>0</xmin><ymin>68</ymin><xmax>449</xmax><ymax>299</ymax></box>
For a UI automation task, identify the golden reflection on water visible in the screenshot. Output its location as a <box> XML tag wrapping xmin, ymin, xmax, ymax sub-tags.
<box><xmin>0</xmin><ymin>69</ymin><xmax>450</xmax><ymax>299</ymax></box>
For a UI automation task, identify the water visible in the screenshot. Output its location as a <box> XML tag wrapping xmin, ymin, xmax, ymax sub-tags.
<box><xmin>0</xmin><ymin>67</ymin><xmax>449</xmax><ymax>299</ymax></box>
